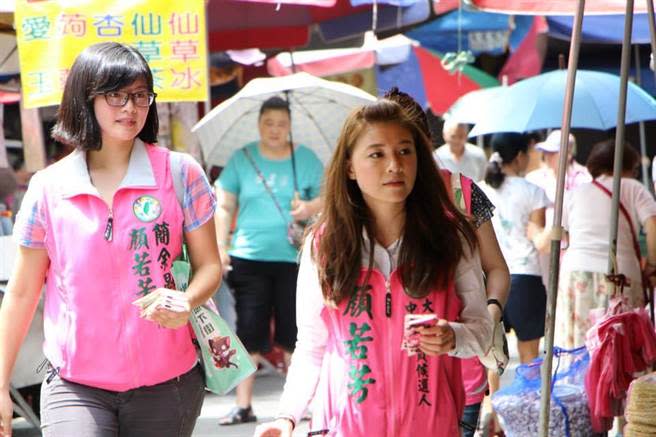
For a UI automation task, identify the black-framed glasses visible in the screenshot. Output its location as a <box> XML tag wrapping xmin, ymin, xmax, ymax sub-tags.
<box><xmin>103</xmin><ymin>91</ymin><xmax>156</xmax><ymax>108</ymax></box>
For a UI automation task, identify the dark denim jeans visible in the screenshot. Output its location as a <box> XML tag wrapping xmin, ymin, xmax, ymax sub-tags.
<box><xmin>461</xmin><ymin>402</ymin><xmax>482</xmax><ymax>437</ymax></box>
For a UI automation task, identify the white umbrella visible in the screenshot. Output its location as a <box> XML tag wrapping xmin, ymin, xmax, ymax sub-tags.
<box><xmin>191</xmin><ymin>72</ymin><xmax>376</xmax><ymax>168</ymax></box>
<box><xmin>443</xmin><ymin>86</ymin><xmax>506</xmax><ymax>125</ymax></box>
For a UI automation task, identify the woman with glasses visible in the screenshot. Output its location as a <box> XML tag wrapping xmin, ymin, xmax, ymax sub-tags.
<box><xmin>0</xmin><ymin>42</ymin><xmax>221</xmax><ymax>437</ymax></box>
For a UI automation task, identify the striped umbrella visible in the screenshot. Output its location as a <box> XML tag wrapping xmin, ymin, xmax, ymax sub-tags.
<box><xmin>268</xmin><ymin>36</ymin><xmax>499</xmax><ymax>115</ymax></box>
<box><xmin>376</xmin><ymin>46</ymin><xmax>499</xmax><ymax>114</ymax></box>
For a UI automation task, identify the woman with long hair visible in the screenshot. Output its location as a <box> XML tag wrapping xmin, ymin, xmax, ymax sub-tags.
<box><xmin>253</xmin><ymin>100</ymin><xmax>492</xmax><ymax>437</ymax></box>
<box><xmin>383</xmin><ymin>88</ymin><xmax>509</xmax><ymax>437</ymax></box>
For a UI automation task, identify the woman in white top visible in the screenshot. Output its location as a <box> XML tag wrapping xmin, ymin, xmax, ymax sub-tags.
<box><xmin>556</xmin><ymin>140</ymin><xmax>656</xmax><ymax>348</ymax></box>
<box><xmin>480</xmin><ymin>133</ymin><xmax>550</xmax><ymax>365</ymax></box>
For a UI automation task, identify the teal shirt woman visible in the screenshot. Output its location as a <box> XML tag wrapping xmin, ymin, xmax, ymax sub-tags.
<box><xmin>214</xmin><ymin>96</ymin><xmax>323</xmax><ymax>425</ymax></box>
<box><xmin>217</xmin><ymin>141</ymin><xmax>322</xmax><ymax>263</ymax></box>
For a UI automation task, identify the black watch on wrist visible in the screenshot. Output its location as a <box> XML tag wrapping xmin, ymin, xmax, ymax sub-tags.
<box><xmin>487</xmin><ymin>298</ymin><xmax>504</xmax><ymax>321</ymax></box>
<box><xmin>275</xmin><ymin>415</ymin><xmax>296</xmax><ymax>430</ymax></box>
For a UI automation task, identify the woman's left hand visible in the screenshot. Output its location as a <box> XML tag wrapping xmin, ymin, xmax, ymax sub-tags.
<box><xmin>143</xmin><ymin>289</ymin><xmax>191</xmax><ymax>329</ymax></box>
<box><xmin>416</xmin><ymin>320</ymin><xmax>455</xmax><ymax>356</ymax></box>
<box><xmin>290</xmin><ymin>199</ymin><xmax>313</xmax><ymax>222</ymax></box>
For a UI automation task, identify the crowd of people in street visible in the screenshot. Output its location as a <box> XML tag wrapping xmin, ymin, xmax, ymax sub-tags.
<box><xmin>1</xmin><ymin>40</ymin><xmax>656</xmax><ymax>437</ymax></box>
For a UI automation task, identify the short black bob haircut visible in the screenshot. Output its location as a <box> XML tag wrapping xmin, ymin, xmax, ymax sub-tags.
<box><xmin>259</xmin><ymin>96</ymin><xmax>290</xmax><ymax>118</ymax></box>
<box><xmin>52</xmin><ymin>42</ymin><xmax>158</xmax><ymax>150</ymax></box>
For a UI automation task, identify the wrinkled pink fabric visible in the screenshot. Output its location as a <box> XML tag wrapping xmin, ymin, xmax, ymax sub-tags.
<box><xmin>40</xmin><ymin>144</ymin><xmax>195</xmax><ymax>391</ymax></box>
<box><xmin>309</xmin><ymin>268</ymin><xmax>465</xmax><ymax>436</ymax></box>
<box><xmin>585</xmin><ymin>308</ymin><xmax>656</xmax><ymax>432</ymax></box>
<box><xmin>440</xmin><ymin>168</ymin><xmax>488</xmax><ymax>406</ymax></box>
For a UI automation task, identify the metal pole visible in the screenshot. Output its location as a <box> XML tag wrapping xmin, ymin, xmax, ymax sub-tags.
<box><xmin>647</xmin><ymin>0</ymin><xmax>656</xmax><ymax>84</ymax></box>
<box><xmin>204</xmin><ymin>0</ymin><xmax>212</xmax><ymax>117</ymax></box>
<box><xmin>607</xmin><ymin>0</ymin><xmax>635</xmax><ymax>285</ymax></box>
<box><xmin>634</xmin><ymin>45</ymin><xmax>653</xmax><ymax>193</ymax></box>
<box><xmin>538</xmin><ymin>1</ymin><xmax>585</xmax><ymax>436</ymax></box>
<box><xmin>289</xmin><ymin>49</ymin><xmax>297</xmax><ymax>74</ymax></box>
<box><xmin>646</xmin><ymin>0</ymin><xmax>656</xmax><ymax>195</ymax></box>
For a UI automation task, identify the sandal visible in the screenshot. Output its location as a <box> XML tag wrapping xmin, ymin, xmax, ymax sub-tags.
<box><xmin>218</xmin><ymin>406</ymin><xmax>257</xmax><ymax>426</ymax></box>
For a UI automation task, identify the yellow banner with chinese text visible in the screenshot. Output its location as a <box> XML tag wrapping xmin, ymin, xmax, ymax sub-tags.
<box><xmin>15</xmin><ymin>0</ymin><xmax>208</xmax><ymax>108</ymax></box>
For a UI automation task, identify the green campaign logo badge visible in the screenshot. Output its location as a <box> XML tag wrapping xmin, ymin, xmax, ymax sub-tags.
<box><xmin>133</xmin><ymin>195</ymin><xmax>161</xmax><ymax>222</ymax></box>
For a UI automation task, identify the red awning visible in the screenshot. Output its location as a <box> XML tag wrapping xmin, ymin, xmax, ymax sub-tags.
<box><xmin>207</xmin><ymin>0</ymin><xmax>369</xmax><ymax>51</ymax></box>
<box><xmin>236</xmin><ymin>0</ymin><xmax>335</xmax><ymax>5</ymax></box>
<box><xmin>209</xmin><ymin>27</ymin><xmax>310</xmax><ymax>51</ymax></box>
<box><xmin>468</xmin><ymin>0</ymin><xmax>649</xmax><ymax>15</ymax></box>
<box><xmin>432</xmin><ymin>0</ymin><xmax>459</xmax><ymax>15</ymax></box>
<box><xmin>0</xmin><ymin>90</ymin><xmax>19</xmax><ymax>104</ymax></box>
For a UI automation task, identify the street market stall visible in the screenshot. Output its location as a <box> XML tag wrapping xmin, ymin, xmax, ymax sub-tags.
<box><xmin>468</xmin><ymin>0</ymin><xmax>656</xmax><ymax>435</ymax></box>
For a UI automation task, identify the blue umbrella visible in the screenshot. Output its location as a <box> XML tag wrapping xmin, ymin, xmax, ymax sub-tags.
<box><xmin>469</xmin><ymin>69</ymin><xmax>656</xmax><ymax>136</ymax></box>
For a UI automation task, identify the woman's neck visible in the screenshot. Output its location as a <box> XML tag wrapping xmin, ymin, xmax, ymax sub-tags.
<box><xmin>258</xmin><ymin>141</ymin><xmax>291</xmax><ymax>160</ymax></box>
<box><xmin>501</xmin><ymin>162</ymin><xmax>521</xmax><ymax>177</ymax></box>
<box><xmin>87</xmin><ymin>139</ymin><xmax>134</xmax><ymax>171</ymax></box>
<box><xmin>367</xmin><ymin>202</ymin><xmax>406</xmax><ymax>247</ymax></box>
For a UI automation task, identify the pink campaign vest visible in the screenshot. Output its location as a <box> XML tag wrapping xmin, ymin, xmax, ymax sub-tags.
<box><xmin>39</xmin><ymin>143</ymin><xmax>197</xmax><ymax>391</ymax></box>
<box><xmin>310</xmin><ymin>268</ymin><xmax>465</xmax><ymax>437</ymax></box>
<box><xmin>440</xmin><ymin>169</ymin><xmax>489</xmax><ymax>406</ymax></box>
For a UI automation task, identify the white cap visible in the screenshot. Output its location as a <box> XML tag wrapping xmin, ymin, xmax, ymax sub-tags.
<box><xmin>536</xmin><ymin>130</ymin><xmax>575</xmax><ymax>153</ymax></box>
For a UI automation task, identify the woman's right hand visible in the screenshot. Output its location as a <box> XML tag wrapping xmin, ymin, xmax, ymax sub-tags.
<box><xmin>0</xmin><ymin>388</ymin><xmax>13</xmax><ymax>437</ymax></box>
<box><xmin>253</xmin><ymin>418</ymin><xmax>293</xmax><ymax>437</ymax></box>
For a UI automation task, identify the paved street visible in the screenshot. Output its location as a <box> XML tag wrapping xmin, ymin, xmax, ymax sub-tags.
<box><xmin>12</xmin><ymin>334</ymin><xmax>522</xmax><ymax>437</ymax></box>
<box><xmin>11</xmin><ymin>369</ymin><xmax>307</xmax><ymax>437</ymax></box>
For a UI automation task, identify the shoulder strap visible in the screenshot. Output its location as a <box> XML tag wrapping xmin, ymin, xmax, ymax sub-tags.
<box><xmin>242</xmin><ymin>147</ymin><xmax>289</xmax><ymax>223</ymax></box>
<box><xmin>592</xmin><ymin>179</ymin><xmax>641</xmax><ymax>262</ymax></box>
<box><xmin>459</xmin><ymin>173</ymin><xmax>473</xmax><ymax>215</ymax></box>
<box><xmin>169</xmin><ymin>152</ymin><xmax>185</xmax><ymax>209</ymax></box>
<box><xmin>442</xmin><ymin>169</ymin><xmax>471</xmax><ymax>215</ymax></box>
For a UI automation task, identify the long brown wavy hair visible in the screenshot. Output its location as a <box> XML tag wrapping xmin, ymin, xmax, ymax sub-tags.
<box><xmin>312</xmin><ymin>99</ymin><xmax>477</xmax><ymax>304</ymax></box>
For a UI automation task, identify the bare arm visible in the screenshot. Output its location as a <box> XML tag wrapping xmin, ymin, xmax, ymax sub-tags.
<box><xmin>476</xmin><ymin>221</ymin><xmax>510</xmax><ymax>322</ymax></box>
<box><xmin>644</xmin><ymin>216</ymin><xmax>656</xmax><ymax>264</ymax></box>
<box><xmin>184</xmin><ymin>218</ymin><xmax>222</xmax><ymax>309</ymax></box>
<box><xmin>214</xmin><ymin>187</ymin><xmax>237</xmax><ymax>267</ymax></box>
<box><xmin>527</xmin><ymin>207</ymin><xmax>549</xmax><ymax>252</ymax></box>
<box><xmin>0</xmin><ymin>247</ymin><xmax>49</xmax><ymax>436</ymax></box>
<box><xmin>643</xmin><ymin>216</ymin><xmax>656</xmax><ymax>286</ymax></box>
<box><xmin>148</xmin><ymin>218</ymin><xmax>222</xmax><ymax>328</ymax></box>
<box><xmin>0</xmin><ymin>247</ymin><xmax>48</xmax><ymax>390</ymax></box>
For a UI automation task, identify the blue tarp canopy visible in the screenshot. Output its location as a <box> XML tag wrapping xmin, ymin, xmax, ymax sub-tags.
<box><xmin>319</xmin><ymin>0</ymin><xmax>430</xmax><ymax>42</ymax></box>
<box><xmin>406</xmin><ymin>9</ymin><xmax>533</xmax><ymax>55</ymax></box>
<box><xmin>548</xmin><ymin>14</ymin><xmax>651</xmax><ymax>44</ymax></box>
